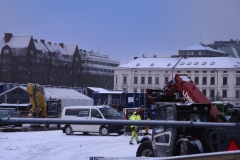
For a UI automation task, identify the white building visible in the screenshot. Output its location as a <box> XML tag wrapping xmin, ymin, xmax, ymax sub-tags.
<box><xmin>114</xmin><ymin>56</ymin><xmax>240</xmax><ymax>104</ymax></box>
<box><xmin>80</xmin><ymin>49</ymin><xmax>120</xmax><ymax>75</ymax></box>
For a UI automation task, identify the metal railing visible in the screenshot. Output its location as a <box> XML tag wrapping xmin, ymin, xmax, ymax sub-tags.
<box><xmin>1</xmin><ymin>118</ymin><xmax>240</xmax><ymax>128</ymax></box>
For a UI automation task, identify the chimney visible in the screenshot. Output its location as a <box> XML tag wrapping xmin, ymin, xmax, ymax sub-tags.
<box><xmin>59</xmin><ymin>43</ymin><xmax>64</xmax><ymax>48</ymax></box>
<box><xmin>34</xmin><ymin>39</ymin><xmax>37</xmax><ymax>42</ymax></box>
<box><xmin>4</xmin><ymin>33</ymin><xmax>13</xmax><ymax>43</ymax></box>
<box><xmin>40</xmin><ymin>39</ymin><xmax>45</xmax><ymax>44</ymax></box>
<box><xmin>48</xmin><ymin>42</ymin><xmax>51</xmax><ymax>45</ymax></box>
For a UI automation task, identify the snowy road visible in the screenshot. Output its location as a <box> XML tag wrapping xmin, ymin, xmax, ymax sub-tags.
<box><xmin>0</xmin><ymin>130</ymin><xmax>141</xmax><ymax>160</ymax></box>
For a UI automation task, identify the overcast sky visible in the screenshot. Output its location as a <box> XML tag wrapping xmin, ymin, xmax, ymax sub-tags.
<box><xmin>0</xmin><ymin>0</ymin><xmax>239</xmax><ymax>64</ymax></box>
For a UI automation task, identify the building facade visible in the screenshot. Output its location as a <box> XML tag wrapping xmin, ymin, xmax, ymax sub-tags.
<box><xmin>80</xmin><ymin>49</ymin><xmax>119</xmax><ymax>76</ymax></box>
<box><xmin>114</xmin><ymin>56</ymin><xmax>240</xmax><ymax>105</ymax></box>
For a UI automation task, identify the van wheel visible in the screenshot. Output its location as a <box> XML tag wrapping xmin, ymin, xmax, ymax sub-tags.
<box><xmin>83</xmin><ymin>132</ymin><xmax>89</xmax><ymax>135</ymax></box>
<box><xmin>118</xmin><ymin>132</ymin><xmax>124</xmax><ymax>135</ymax></box>
<box><xmin>65</xmin><ymin>126</ymin><xmax>73</xmax><ymax>135</ymax></box>
<box><xmin>100</xmin><ymin>126</ymin><xmax>109</xmax><ymax>136</ymax></box>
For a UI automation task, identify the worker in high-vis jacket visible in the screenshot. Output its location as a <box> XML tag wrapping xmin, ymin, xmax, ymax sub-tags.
<box><xmin>129</xmin><ymin>111</ymin><xmax>141</xmax><ymax>145</ymax></box>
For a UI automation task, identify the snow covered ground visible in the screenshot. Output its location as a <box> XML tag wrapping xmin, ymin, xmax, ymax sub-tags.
<box><xmin>0</xmin><ymin>130</ymin><xmax>142</xmax><ymax>160</ymax></box>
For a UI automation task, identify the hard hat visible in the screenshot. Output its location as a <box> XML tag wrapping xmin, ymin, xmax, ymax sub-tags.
<box><xmin>133</xmin><ymin>111</ymin><xmax>136</xmax><ymax>115</ymax></box>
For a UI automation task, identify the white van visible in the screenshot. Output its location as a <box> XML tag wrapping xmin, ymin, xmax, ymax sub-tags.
<box><xmin>60</xmin><ymin>105</ymin><xmax>124</xmax><ymax>136</ymax></box>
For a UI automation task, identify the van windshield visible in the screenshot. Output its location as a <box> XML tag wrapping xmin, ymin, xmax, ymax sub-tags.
<box><xmin>99</xmin><ymin>108</ymin><xmax>121</xmax><ymax>117</ymax></box>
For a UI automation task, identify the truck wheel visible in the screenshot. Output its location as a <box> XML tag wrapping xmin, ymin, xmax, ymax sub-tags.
<box><xmin>136</xmin><ymin>141</ymin><xmax>154</xmax><ymax>157</ymax></box>
<box><xmin>100</xmin><ymin>126</ymin><xmax>109</xmax><ymax>136</ymax></box>
<box><xmin>180</xmin><ymin>141</ymin><xmax>188</xmax><ymax>155</ymax></box>
<box><xmin>65</xmin><ymin>126</ymin><xmax>73</xmax><ymax>135</ymax></box>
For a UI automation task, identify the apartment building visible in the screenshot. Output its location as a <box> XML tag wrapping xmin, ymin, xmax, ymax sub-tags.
<box><xmin>80</xmin><ymin>49</ymin><xmax>120</xmax><ymax>76</ymax></box>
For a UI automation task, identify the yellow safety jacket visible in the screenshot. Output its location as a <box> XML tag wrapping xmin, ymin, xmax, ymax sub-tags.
<box><xmin>130</xmin><ymin>113</ymin><xmax>141</xmax><ymax>128</ymax></box>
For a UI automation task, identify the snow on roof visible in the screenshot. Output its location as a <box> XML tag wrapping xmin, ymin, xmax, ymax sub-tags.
<box><xmin>117</xmin><ymin>57</ymin><xmax>240</xmax><ymax>69</ymax></box>
<box><xmin>64</xmin><ymin>44</ymin><xmax>77</xmax><ymax>56</ymax></box>
<box><xmin>44</xmin><ymin>43</ymin><xmax>68</xmax><ymax>55</ymax></box>
<box><xmin>175</xmin><ymin>57</ymin><xmax>240</xmax><ymax>69</ymax></box>
<box><xmin>88</xmin><ymin>87</ymin><xmax>124</xmax><ymax>94</ymax></box>
<box><xmin>34</xmin><ymin>40</ymin><xmax>49</xmax><ymax>52</ymax></box>
<box><xmin>117</xmin><ymin>57</ymin><xmax>180</xmax><ymax>69</ymax></box>
<box><xmin>0</xmin><ymin>36</ymin><xmax>32</xmax><ymax>51</ymax></box>
<box><xmin>180</xmin><ymin>43</ymin><xmax>226</xmax><ymax>53</ymax></box>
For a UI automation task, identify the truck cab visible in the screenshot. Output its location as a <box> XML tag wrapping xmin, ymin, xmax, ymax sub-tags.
<box><xmin>137</xmin><ymin>102</ymin><xmax>212</xmax><ymax>157</ymax></box>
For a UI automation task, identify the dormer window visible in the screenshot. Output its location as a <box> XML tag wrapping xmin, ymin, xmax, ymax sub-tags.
<box><xmin>210</xmin><ymin>62</ymin><xmax>215</xmax><ymax>65</ymax></box>
<box><xmin>180</xmin><ymin>62</ymin><xmax>185</xmax><ymax>65</ymax></box>
<box><xmin>202</xmin><ymin>62</ymin><xmax>206</xmax><ymax>65</ymax></box>
<box><xmin>187</xmin><ymin>62</ymin><xmax>192</xmax><ymax>65</ymax></box>
<box><xmin>194</xmin><ymin>62</ymin><xmax>198</xmax><ymax>65</ymax></box>
<box><xmin>136</xmin><ymin>63</ymin><xmax>140</xmax><ymax>66</ymax></box>
<box><xmin>167</xmin><ymin>63</ymin><xmax>171</xmax><ymax>66</ymax></box>
<box><xmin>150</xmin><ymin>63</ymin><xmax>154</xmax><ymax>66</ymax></box>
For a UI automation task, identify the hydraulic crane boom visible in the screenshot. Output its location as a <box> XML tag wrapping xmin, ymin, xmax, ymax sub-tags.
<box><xmin>146</xmin><ymin>74</ymin><xmax>227</xmax><ymax>122</ymax></box>
<box><xmin>27</xmin><ymin>83</ymin><xmax>48</xmax><ymax>118</ymax></box>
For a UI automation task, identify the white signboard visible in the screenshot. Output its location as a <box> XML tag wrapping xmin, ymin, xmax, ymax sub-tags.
<box><xmin>128</xmin><ymin>97</ymin><xmax>134</xmax><ymax>103</ymax></box>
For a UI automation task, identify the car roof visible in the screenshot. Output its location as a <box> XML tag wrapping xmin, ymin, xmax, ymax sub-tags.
<box><xmin>63</xmin><ymin>105</ymin><xmax>111</xmax><ymax>110</ymax></box>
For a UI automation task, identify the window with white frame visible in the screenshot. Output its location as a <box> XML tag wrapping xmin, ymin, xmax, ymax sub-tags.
<box><xmin>210</xmin><ymin>77</ymin><xmax>215</xmax><ymax>85</ymax></box>
<box><xmin>222</xmin><ymin>90</ymin><xmax>227</xmax><ymax>98</ymax></box>
<box><xmin>133</xmin><ymin>88</ymin><xmax>137</xmax><ymax>93</ymax></box>
<box><xmin>202</xmin><ymin>77</ymin><xmax>207</xmax><ymax>85</ymax></box>
<box><xmin>134</xmin><ymin>76</ymin><xmax>138</xmax><ymax>84</ymax></box>
<box><xmin>148</xmin><ymin>77</ymin><xmax>152</xmax><ymax>84</ymax></box>
<box><xmin>194</xmin><ymin>77</ymin><xmax>199</xmax><ymax>85</ymax></box>
<box><xmin>236</xmin><ymin>90</ymin><xmax>240</xmax><ymax>98</ymax></box>
<box><xmin>236</xmin><ymin>77</ymin><xmax>240</xmax><ymax>85</ymax></box>
<box><xmin>155</xmin><ymin>77</ymin><xmax>159</xmax><ymax>84</ymax></box>
<box><xmin>164</xmin><ymin>77</ymin><xmax>169</xmax><ymax>84</ymax></box>
<box><xmin>202</xmin><ymin>89</ymin><xmax>206</xmax><ymax>96</ymax></box>
<box><xmin>223</xmin><ymin>77</ymin><xmax>227</xmax><ymax>85</ymax></box>
<box><xmin>123</xmin><ymin>76</ymin><xmax>127</xmax><ymax>84</ymax></box>
<box><xmin>141</xmin><ymin>77</ymin><xmax>145</xmax><ymax>84</ymax></box>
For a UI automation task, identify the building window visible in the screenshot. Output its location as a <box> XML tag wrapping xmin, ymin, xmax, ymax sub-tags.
<box><xmin>148</xmin><ymin>77</ymin><xmax>152</xmax><ymax>84</ymax></box>
<box><xmin>123</xmin><ymin>76</ymin><xmax>127</xmax><ymax>84</ymax></box>
<box><xmin>141</xmin><ymin>89</ymin><xmax>145</xmax><ymax>93</ymax></box>
<box><xmin>236</xmin><ymin>90</ymin><xmax>240</xmax><ymax>98</ymax></box>
<box><xmin>195</xmin><ymin>71</ymin><xmax>199</xmax><ymax>73</ymax></box>
<box><xmin>202</xmin><ymin>89</ymin><xmax>206</xmax><ymax>96</ymax></box>
<box><xmin>210</xmin><ymin>90</ymin><xmax>215</xmax><ymax>98</ymax></box>
<box><xmin>236</xmin><ymin>77</ymin><xmax>240</xmax><ymax>85</ymax></box>
<box><xmin>210</xmin><ymin>77</ymin><xmax>215</xmax><ymax>85</ymax></box>
<box><xmin>134</xmin><ymin>76</ymin><xmax>138</xmax><ymax>84</ymax></box>
<box><xmin>164</xmin><ymin>77</ymin><xmax>169</xmax><ymax>84</ymax></box>
<box><xmin>4</xmin><ymin>49</ymin><xmax>9</xmax><ymax>54</ymax></box>
<box><xmin>155</xmin><ymin>77</ymin><xmax>159</xmax><ymax>85</ymax></box>
<box><xmin>222</xmin><ymin>90</ymin><xmax>227</xmax><ymax>98</ymax></box>
<box><xmin>177</xmin><ymin>71</ymin><xmax>181</xmax><ymax>73</ymax></box>
<box><xmin>223</xmin><ymin>71</ymin><xmax>227</xmax><ymax>73</ymax></box>
<box><xmin>133</xmin><ymin>88</ymin><xmax>137</xmax><ymax>93</ymax></box>
<box><xmin>141</xmin><ymin>77</ymin><xmax>145</xmax><ymax>84</ymax></box>
<box><xmin>203</xmin><ymin>71</ymin><xmax>207</xmax><ymax>73</ymax></box>
<box><xmin>202</xmin><ymin>77</ymin><xmax>207</xmax><ymax>85</ymax></box>
<box><xmin>194</xmin><ymin>77</ymin><xmax>199</xmax><ymax>85</ymax></box>
<box><xmin>223</xmin><ymin>77</ymin><xmax>227</xmax><ymax>85</ymax></box>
